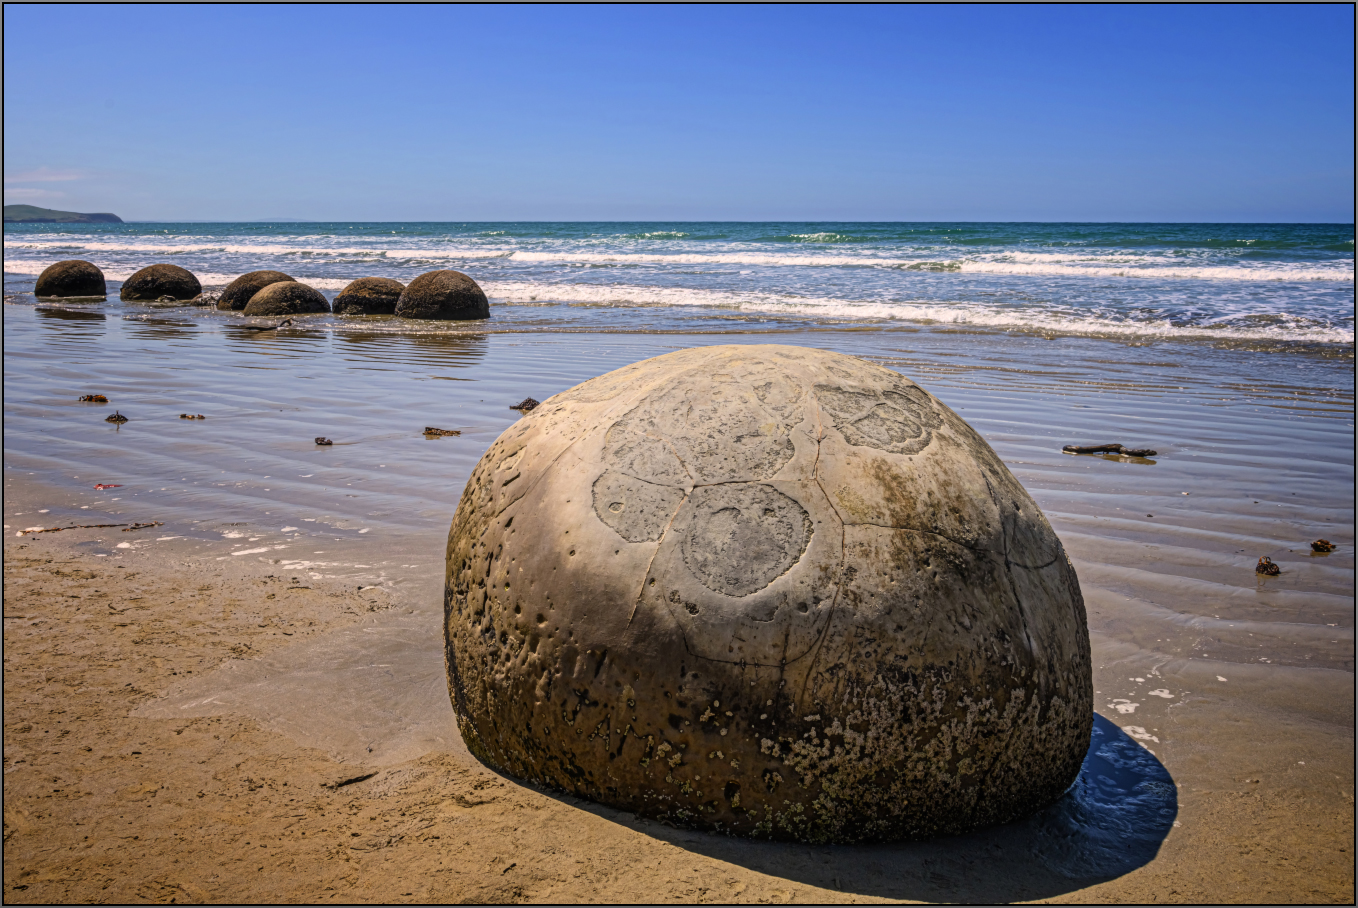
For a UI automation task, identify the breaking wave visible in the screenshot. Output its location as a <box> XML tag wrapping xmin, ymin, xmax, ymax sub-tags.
<box><xmin>479</xmin><ymin>280</ymin><xmax>1354</xmax><ymax>344</ymax></box>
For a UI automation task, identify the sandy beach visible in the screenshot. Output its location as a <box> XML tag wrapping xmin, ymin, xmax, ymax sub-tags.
<box><xmin>3</xmin><ymin>291</ymin><xmax>1352</xmax><ymax>903</ymax></box>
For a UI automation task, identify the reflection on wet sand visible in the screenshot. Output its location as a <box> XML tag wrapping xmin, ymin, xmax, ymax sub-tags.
<box><xmin>1066</xmin><ymin>450</ymin><xmax>1159</xmax><ymax>466</ymax></box>
<box><xmin>35</xmin><ymin>305</ymin><xmax>106</xmax><ymax>321</ymax></box>
<box><xmin>123</xmin><ymin>316</ymin><xmax>199</xmax><ymax>341</ymax></box>
<box><xmin>334</xmin><ymin>329</ymin><xmax>490</xmax><ymax>372</ymax></box>
<box><xmin>30</xmin><ymin>306</ymin><xmax>108</xmax><ymax>361</ymax></box>
<box><xmin>222</xmin><ymin>322</ymin><xmax>328</xmax><ymax>349</ymax></box>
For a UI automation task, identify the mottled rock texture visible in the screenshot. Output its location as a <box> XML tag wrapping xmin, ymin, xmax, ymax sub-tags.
<box><xmin>34</xmin><ymin>260</ymin><xmax>106</xmax><ymax>298</ymax></box>
<box><xmin>119</xmin><ymin>263</ymin><xmax>202</xmax><ymax>301</ymax></box>
<box><xmin>445</xmin><ymin>345</ymin><xmax>1092</xmax><ymax>844</ymax></box>
<box><xmin>218</xmin><ymin>270</ymin><xmax>295</xmax><ymax>311</ymax></box>
<box><xmin>334</xmin><ymin>277</ymin><xmax>405</xmax><ymax>315</ymax></box>
<box><xmin>395</xmin><ymin>269</ymin><xmax>489</xmax><ymax>320</ymax></box>
<box><xmin>242</xmin><ymin>281</ymin><xmax>330</xmax><ymax>316</ymax></box>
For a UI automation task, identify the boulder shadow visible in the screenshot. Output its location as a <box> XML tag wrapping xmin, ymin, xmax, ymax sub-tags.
<box><xmin>536</xmin><ymin>714</ymin><xmax>1177</xmax><ymax>902</ymax></box>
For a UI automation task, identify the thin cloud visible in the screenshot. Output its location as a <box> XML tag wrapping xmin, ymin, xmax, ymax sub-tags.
<box><xmin>3</xmin><ymin>187</ymin><xmax>65</xmax><ymax>201</ymax></box>
<box><xmin>4</xmin><ymin>167</ymin><xmax>88</xmax><ymax>184</ymax></box>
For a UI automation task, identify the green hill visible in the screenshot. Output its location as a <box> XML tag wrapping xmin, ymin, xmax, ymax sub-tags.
<box><xmin>4</xmin><ymin>204</ymin><xmax>123</xmax><ymax>224</ymax></box>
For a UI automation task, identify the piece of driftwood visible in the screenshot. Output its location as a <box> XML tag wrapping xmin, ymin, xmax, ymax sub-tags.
<box><xmin>241</xmin><ymin>318</ymin><xmax>293</xmax><ymax>332</ymax></box>
<box><xmin>423</xmin><ymin>427</ymin><xmax>461</xmax><ymax>437</ymax></box>
<box><xmin>1255</xmin><ymin>556</ymin><xmax>1281</xmax><ymax>576</ymax></box>
<box><xmin>79</xmin><ymin>394</ymin><xmax>108</xmax><ymax>403</ymax></box>
<box><xmin>315</xmin><ymin>437</ymin><xmax>333</xmax><ymax>446</ymax></box>
<box><xmin>1311</xmin><ymin>539</ymin><xmax>1336</xmax><ymax>553</ymax></box>
<box><xmin>179</xmin><ymin>413</ymin><xmax>206</xmax><ymax>420</ymax></box>
<box><xmin>322</xmin><ymin>772</ymin><xmax>377</xmax><ymax>791</ymax></box>
<box><xmin>1062</xmin><ymin>443</ymin><xmax>1158</xmax><ymax>457</ymax></box>
<box><xmin>123</xmin><ymin>522</ymin><xmax>163</xmax><ymax>532</ymax></box>
<box><xmin>20</xmin><ymin>523</ymin><xmax>127</xmax><ymax>535</ymax></box>
<box><xmin>93</xmin><ymin>484</ymin><xmax>122</xmax><ymax>490</ymax></box>
<box><xmin>105</xmin><ymin>411</ymin><xmax>129</xmax><ymax>424</ymax></box>
<box><xmin>509</xmin><ymin>398</ymin><xmax>540</xmax><ymax>412</ymax></box>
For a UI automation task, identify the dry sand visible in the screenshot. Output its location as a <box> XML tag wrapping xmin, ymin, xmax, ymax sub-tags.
<box><xmin>4</xmin><ymin>489</ymin><xmax>1352</xmax><ymax>904</ymax></box>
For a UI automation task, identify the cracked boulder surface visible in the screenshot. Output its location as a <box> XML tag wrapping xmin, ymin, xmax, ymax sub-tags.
<box><xmin>444</xmin><ymin>344</ymin><xmax>1092</xmax><ymax>844</ymax></box>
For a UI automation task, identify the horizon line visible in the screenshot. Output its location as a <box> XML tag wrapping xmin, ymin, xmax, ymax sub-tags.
<box><xmin>94</xmin><ymin>218</ymin><xmax>1358</xmax><ymax>226</ymax></box>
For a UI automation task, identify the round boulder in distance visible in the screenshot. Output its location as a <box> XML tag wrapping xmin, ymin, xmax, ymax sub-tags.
<box><xmin>242</xmin><ymin>281</ymin><xmax>330</xmax><ymax>316</ymax></box>
<box><xmin>334</xmin><ymin>277</ymin><xmax>405</xmax><ymax>315</ymax></box>
<box><xmin>445</xmin><ymin>344</ymin><xmax>1092</xmax><ymax>844</ymax></box>
<box><xmin>217</xmin><ymin>270</ymin><xmax>295</xmax><ymax>311</ymax></box>
<box><xmin>120</xmin><ymin>263</ymin><xmax>202</xmax><ymax>301</ymax></box>
<box><xmin>35</xmin><ymin>260</ymin><xmax>106</xmax><ymax>298</ymax></box>
<box><xmin>395</xmin><ymin>269</ymin><xmax>488</xmax><ymax>320</ymax></box>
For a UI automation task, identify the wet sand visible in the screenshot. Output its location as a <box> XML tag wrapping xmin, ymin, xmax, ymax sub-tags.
<box><xmin>3</xmin><ymin>301</ymin><xmax>1354</xmax><ymax>903</ymax></box>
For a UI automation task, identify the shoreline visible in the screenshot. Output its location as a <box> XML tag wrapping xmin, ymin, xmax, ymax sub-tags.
<box><xmin>9</xmin><ymin>288</ymin><xmax>1356</xmax><ymax>359</ymax></box>
<box><xmin>5</xmin><ymin>219</ymin><xmax>1354</xmax><ymax>351</ymax></box>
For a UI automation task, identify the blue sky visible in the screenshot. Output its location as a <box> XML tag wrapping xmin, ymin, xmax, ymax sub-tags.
<box><xmin>4</xmin><ymin>5</ymin><xmax>1353</xmax><ymax>222</ymax></box>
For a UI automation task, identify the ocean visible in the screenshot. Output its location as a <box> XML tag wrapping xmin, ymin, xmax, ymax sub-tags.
<box><xmin>4</xmin><ymin>221</ymin><xmax>1353</xmax><ymax>349</ymax></box>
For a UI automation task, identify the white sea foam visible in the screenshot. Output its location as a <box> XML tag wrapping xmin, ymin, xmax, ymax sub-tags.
<box><xmin>479</xmin><ymin>280</ymin><xmax>1355</xmax><ymax>344</ymax></box>
<box><xmin>506</xmin><ymin>250</ymin><xmax>1353</xmax><ymax>281</ymax></box>
<box><xmin>2</xmin><ymin>239</ymin><xmax>516</xmax><ymax>261</ymax></box>
<box><xmin>788</xmin><ymin>232</ymin><xmax>856</xmax><ymax>242</ymax></box>
<box><xmin>3</xmin><ymin>260</ymin><xmax>354</xmax><ymax>290</ymax></box>
<box><xmin>5</xmin><ymin>257</ymin><xmax>1348</xmax><ymax>341</ymax></box>
<box><xmin>6</xmin><ymin>238</ymin><xmax>1351</xmax><ymax>282</ymax></box>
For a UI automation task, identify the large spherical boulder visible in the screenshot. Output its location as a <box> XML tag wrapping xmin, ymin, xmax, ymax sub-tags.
<box><xmin>242</xmin><ymin>281</ymin><xmax>330</xmax><ymax>316</ymax></box>
<box><xmin>395</xmin><ymin>269</ymin><xmax>489</xmax><ymax>320</ymax></box>
<box><xmin>446</xmin><ymin>345</ymin><xmax>1091</xmax><ymax>844</ymax></box>
<box><xmin>217</xmin><ymin>270</ymin><xmax>295</xmax><ymax>311</ymax></box>
<box><xmin>334</xmin><ymin>277</ymin><xmax>405</xmax><ymax>315</ymax></box>
<box><xmin>34</xmin><ymin>260</ymin><xmax>106</xmax><ymax>298</ymax></box>
<box><xmin>120</xmin><ymin>263</ymin><xmax>202</xmax><ymax>301</ymax></box>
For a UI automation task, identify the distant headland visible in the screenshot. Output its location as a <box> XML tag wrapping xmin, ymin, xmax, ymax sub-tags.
<box><xmin>4</xmin><ymin>204</ymin><xmax>123</xmax><ymax>224</ymax></box>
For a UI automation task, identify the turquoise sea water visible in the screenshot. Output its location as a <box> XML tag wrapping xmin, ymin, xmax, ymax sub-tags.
<box><xmin>4</xmin><ymin>221</ymin><xmax>1353</xmax><ymax>349</ymax></box>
